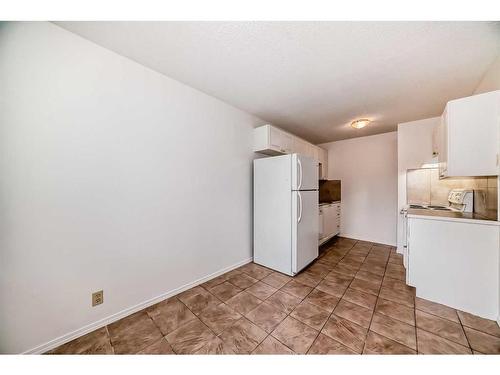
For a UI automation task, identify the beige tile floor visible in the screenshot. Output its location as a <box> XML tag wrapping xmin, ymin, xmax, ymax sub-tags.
<box><xmin>49</xmin><ymin>237</ymin><xmax>500</xmax><ymax>355</ymax></box>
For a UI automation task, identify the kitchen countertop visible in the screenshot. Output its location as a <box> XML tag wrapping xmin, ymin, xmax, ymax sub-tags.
<box><xmin>407</xmin><ymin>208</ymin><xmax>499</xmax><ymax>226</ymax></box>
<box><xmin>319</xmin><ymin>201</ymin><xmax>340</xmax><ymax>206</ymax></box>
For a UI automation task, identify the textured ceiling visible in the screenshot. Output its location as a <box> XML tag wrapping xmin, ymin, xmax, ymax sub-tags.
<box><xmin>55</xmin><ymin>21</ymin><xmax>500</xmax><ymax>143</ymax></box>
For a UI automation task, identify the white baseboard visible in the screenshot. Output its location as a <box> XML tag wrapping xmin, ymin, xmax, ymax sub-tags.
<box><xmin>23</xmin><ymin>257</ymin><xmax>253</xmax><ymax>354</ymax></box>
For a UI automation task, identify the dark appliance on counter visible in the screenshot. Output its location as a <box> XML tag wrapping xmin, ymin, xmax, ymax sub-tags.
<box><xmin>319</xmin><ymin>180</ymin><xmax>341</xmax><ymax>204</ymax></box>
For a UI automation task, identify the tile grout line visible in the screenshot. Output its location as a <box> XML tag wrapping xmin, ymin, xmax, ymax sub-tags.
<box><xmin>456</xmin><ymin>309</ymin><xmax>474</xmax><ymax>352</ymax></box>
<box><xmin>360</xmin><ymin>244</ymin><xmax>390</xmax><ymax>354</ymax></box>
<box><xmin>304</xmin><ymin>240</ymin><xmax>360</xmax><ymax>354</ymax></box>
<box><xmin>268</xmin><ymin>239</ymin><xmax>352</xmax><ymax>354</ymax></box>
<box><xmin>305</xmin><ymin>240</ymin><xmax>371</xmax><ymax>354</ymax></box>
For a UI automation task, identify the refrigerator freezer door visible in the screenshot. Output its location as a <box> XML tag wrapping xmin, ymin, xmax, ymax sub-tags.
<box><xmin>292</xmin><ymin>190</ymin><xmax>319</xmax><ymax>274</ymax></box>
<box><xmin>291</xmin><ymin>154</ymin><xmax>319</xmax><ymax>191</ymax></box>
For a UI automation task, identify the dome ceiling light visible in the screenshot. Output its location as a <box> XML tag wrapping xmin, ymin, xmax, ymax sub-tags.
<box><xmin>351</xmin><ymin>119</ymin><xmax>371</xmax><ymax>129</ymax></box>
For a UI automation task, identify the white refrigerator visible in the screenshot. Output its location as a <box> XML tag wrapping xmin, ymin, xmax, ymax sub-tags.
<box><xmin>253</xmin><ymin>154</ymin><xmax>319</xmax><ymax>276</ymax></box>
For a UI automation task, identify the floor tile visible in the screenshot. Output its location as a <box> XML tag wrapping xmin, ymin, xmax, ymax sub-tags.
<box><xmin>146</xmin><ymin>298</ymin><xmax>197</xmax><ymax>335</ymax></box>
<box><xmin>458</xmin><ymin>310</ymin><xmax>500</xmax><ymax>338</ymax></box>
<box><xmin>305</xmin><ymin>262</ymin><xmax>331</xmax><ymax>277</ymax></box>
<box><xmin>137</xmin><ymin>338</ymin><xmax>174</xmax><ymax>354</ymax></box>
<box><xmin>266</xmin><ymin>290</ymin><xmax>302</xmax><ymax>314</ymax></box>
<box><xmin>417</xmin><ymin>328</ymin><xmax>472</xmax><ymax>354</ymax></box>
<box><xmin>342</xmin><ymin>288</ymin><xmax>377</xmax><ymax>310</ymax></box>
<box><xmin>334</xmin><ymin>299</ymin><xmax>373</xmax><ymax>328</ymax></box>
<box><xmin>239</xmin><ymin>263</ymin><xmax>273</xmax><ymax>280</ymax></box>
<box><xmin>252</xmin><ymin>335</ymin><xmax>295</xmax><ymax>354</ymax></box>
<box><xmin>201</xmin><ymin>275</ymin><xmax>226</xmax><ymax>290</ymax></box>
<box><xmin>223</xmin><ymin>269</ymin><xmax>243</xmax><ymax>279</ymax></box>
<box><xmin>49</xmin><ymin>327</ymin><xmax>113</xmax><ymax>354</ymax></box>
<box><xmin>375</xmin><ymin>298</ymin><xmax>415</xmax><ymax>326</ymax></box>
<box><xmin>349</xmin><ymin>278</ymin><xmax>381</xmax><ymax>296</ymax></box>
<box><xmin>359</xmin><ymin>263</ymin><xmax>386</xmax><ymax>276</ymax></box>
<box><xmin>344</xmin><ymin>254</ymin><xmax>367</xmax><ymax>264</ymax></box>
<box><xmin>307</xmin><ymin>333</ymin><xmax>356</xmax><ymax>354</ymax></box>
<box><xmin>227</xmin><ymin>273</ymin><xmax>258</xmax><ymax>289</ymax></box>
<box><xmin>385</xmin><ymin>263</ymin><xmax>405</xmax><ymax>280</ymax></box>
<box><xmin>177</xmin><ymin>286</ymin><xmax>220</xmax><ymax>315</ymax></box>
<box><xmin>293</xmin><ymin>270</ymin><xmax>324</xmax><ymax>287</ymax></box>
<box><xmin>108</xmin><ymin>311</ymin><xmax>163</xmax><ymax>354</ymax></box>
<box><xmin>272</xmin><ymin>316</ymin><xmax>319</xmax><ymax>354</ymax></box>
<box><xmin>415</xmin><ymin>310</ymin><xmax>468</xmax><ymax>346</ymax></box>
<box><xmin>261</xmin><ymin>272</ymin><xmax>292</xmax><ymax>289</ymax></box>
<box><xmin>463</xmin><ymin>327</ymin><xmax>500</xmax><ymax>354</ymax></box>
<box><xmin>246</xmin><ymin>281</ymin><xmax>277</xmax><ymax>300</ymax></box>
<box><xmin>198</xmin><ymin>303</ymin><xmax>241</xmax><ymax>334</ymax></box>
<box><xmin>304</xmin><ymin>289</ymin><xmax>340</xmax><ymax>312</ymax></box>
<box><xmin>379</xmin><ymin>286</ymin><xmax>414</xmax><ymax>308</ymax></box>
<box><xmin>281</xmin><ymin>280</ymin><xmax>313</xmax><ymax>299</ymax></box>
<box><xmin>330</xmin><ymin>264</ymin><xmax>357</xmax><ymax>277</ymax></box>
<box><xmin>207</xmin><ymin>281</ymin><xmax>242</xmax><ymax>302</ymax></box>
<box><xmin>315</xmin><ymin>278</ymin><xmax>349</xmax><ymax>298</ymax></box>
<box><xmin>192</xmin><ymin>336</ymin><xmax>237</xmax><ymax>354</ymax></box>
<box><xmin>355</xmin><ymin>270</ymin><xmax>383</xmax><ymax>284</ymax></box>
<box><xmin>415</xmin><ymin>297</ymin><xmax>459</xmax><ymax>323</ymax></box>
<box><xmin>226</xmin><ymin>291</ymin><xmax>262</xmax><ymax>315</ymax></box>
<box><xmin>363</xmin><ymin>331</ymin><xmax>415</xmax><ymax>354</ymax></box>
<box><xmin>219</xmin><ymin>318</ymin><xmax>267</xmax><ymax>354</ymax></box>
<box><xmin>388</xmin><ymin>253</ymin><xmax>403</xmax><ymax>265</ymax></box>
<box><xmin>321</xmin><ymin>314</ymin><xmax>367</xmax><ymax>353</ymax></box>
<box><xmin>382</xmin><ymin>277</ymin><xmax>415</xmax><ymax>294</ymax></box>
<box><xmin>369</xmin><ymin>313</ymin><xmax>416</xmax><ymax>350</ymax></box>
<box><xmin>290</xmin><ymin>301</ymin><xmax>330</xmax><ymax>330</ymax></box>
<box><xmin>338</xmin><ymin>257</ymin><xmax>363</xmax><ymax>269</ymax></box>
<box><xmin>165</xmin><ymin>319</ymin><xmax>217</xmax><ymax>354</ymax></box>
<box><xmin>245</xmin><ymin>301</ymin><xmax>288</xmax><ymax>333</ymax></box>
<box><xmin>324</xmin><ymin>271</ymin><xmax>353</xmax><ymax>285</ymax></box>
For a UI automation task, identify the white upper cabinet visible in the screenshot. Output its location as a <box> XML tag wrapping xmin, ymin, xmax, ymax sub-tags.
<box><xmin>437</xmin><ymin>90</ymin><xmax>499</xmax><ymax>177</ymax></box>
<box><xmin>317</xmin><ymin>147</ymin><xmax>328</xmax><ymax>180</ymax></box>
<box><xmin>253</xmin><ymin>125</ymin><xmax>327</xmax><ymax>167</ymax></box>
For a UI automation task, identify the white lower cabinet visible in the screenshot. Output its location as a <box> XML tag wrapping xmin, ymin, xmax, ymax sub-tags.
<box><xmin>319</xmin><ymin>202</ymin><xmax>340</xmax><ymax>245</ymax></box>
<box><xmin>407</xmin><ymin>216</ymin><xmax>499</xmax><ymax>320</ymax></box>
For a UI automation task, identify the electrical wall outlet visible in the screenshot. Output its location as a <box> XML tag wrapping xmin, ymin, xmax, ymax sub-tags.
<box><xmin>92</xmin><ymin>290</ymin><xmax>103</xmax><ymax>306</ymax></box>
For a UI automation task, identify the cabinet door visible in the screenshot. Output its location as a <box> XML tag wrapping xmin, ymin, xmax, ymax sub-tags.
<box><xmin>294</xmin><ymin>138</ymin><xmax>309</xmax><ymax>156</ymax></box>
<box><xmin>333</xmin><ymin>203</ymin><xmax>340</xmax><ymax>235</ymax></box>
<box><xmin>269</xmin><ymin>126</ymin><xmax>288</xmax><ymax>153</ymax></box>
<box><xmin>446</xmin><ymin>91</ymin><xmax>499</xmax><ymax>176</ymax></box>
<box><xmin>322</xmin><ymin>205</ymin><xmax>336</xmax><ymax>238</ymax></box>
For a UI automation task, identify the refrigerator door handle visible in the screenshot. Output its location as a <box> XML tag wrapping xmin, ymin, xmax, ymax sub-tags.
<box><xmin>297</xmin><ymin>191</ymin><xmax>303</xmax><ymax>223</ymax></box>
<box><xmin>297</xmin><ymin>157</ymin><xmax>303</xmax><ymax>190</ymax></box>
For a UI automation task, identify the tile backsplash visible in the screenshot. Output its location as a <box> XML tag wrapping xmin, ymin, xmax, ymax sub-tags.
<box><xmin>406</xmin><ymin>168</ymin><xmax>498</xmax><ymax>220</ymax></box>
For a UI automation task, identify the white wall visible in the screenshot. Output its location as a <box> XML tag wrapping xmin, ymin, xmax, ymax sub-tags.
<box><xmin>474</xmin><ymin>55</ymin><xmax>500</xmax><ymax>95</ymax></box>
<box><xmin>320</xmin><ymin>132</ymin><xmax>398</xmax><ymax>246</ymax></box>
<box><xmin>0</xmin><ymin>22</ymin><xmax>264</xmax><ymax>353</ymax></box>
<box><xmin>396</xmin><ymin>117</ymin><xmax>439</xmax><ymax>253</ymax></box>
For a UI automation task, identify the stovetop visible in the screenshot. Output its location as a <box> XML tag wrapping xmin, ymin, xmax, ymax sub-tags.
<box><xmin>409</xmin><ymin>204</ymin><xmax>455</xmax><ymax>211</ymax></box>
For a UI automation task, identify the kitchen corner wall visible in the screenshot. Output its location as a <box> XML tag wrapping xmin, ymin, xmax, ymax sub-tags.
<box><xmin>0</xmin><ymin>22</ymin><xmax>264</xmax><ymax>353</ymax></box>
<box><xmin>319</xmin><ymin>132</ymin><xmax>398</xmax><ymax>246</ymax></box>
<box><xmin>474</xmin><ymin>55</ymin><xmax>500</xmax><ymax>95</ymax></box>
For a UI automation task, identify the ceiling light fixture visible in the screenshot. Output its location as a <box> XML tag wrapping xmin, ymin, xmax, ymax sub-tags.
<box><xmin>351</xmin><ymin>119</ymin><xmax>370</xmax><ymax>129</ymax></box>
